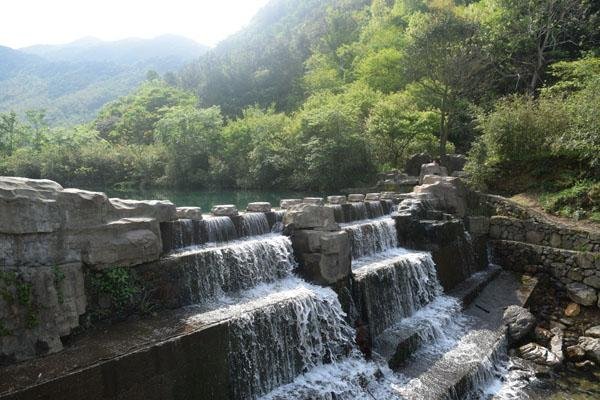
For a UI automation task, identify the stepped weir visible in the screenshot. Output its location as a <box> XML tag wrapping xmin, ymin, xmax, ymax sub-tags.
<box><xmin>0</xmin><ymin>178</ymin><xmax>558</xmax><ymax>399</ymax></box>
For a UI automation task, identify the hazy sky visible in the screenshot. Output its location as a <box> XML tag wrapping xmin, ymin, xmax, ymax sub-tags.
<box><xmin>0</xmin><ymin>0</ymin><xmax>270</xmax><ymax>49</ymax></box>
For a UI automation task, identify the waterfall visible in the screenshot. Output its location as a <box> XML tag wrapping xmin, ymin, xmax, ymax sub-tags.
<box><xmin>271</xmin><ymin>210</ymin><xmax>286</xmax><ymax>233</ymax></box>
<box><xmin>354</xmin><ymin>252</ymin><xmax>443</xmax><ymax>338</ymax></box>
<box><xmin>161</xmin><ymin>218</ymin><xmax>202</xmax><ymax>252</ymax></box>
<box><xmin>205</xmin><ymin>216</ymin><xmax>238</xmax><ymax>242</ymax></box>
<box><xmin>349</xmin><ymin>202</ymin><xmax>368</xmax><ymax>221</ymax></box>
<box><xmin>228</xmin><ymin>285</ymin><xmax>355</xmax><ymax>399</ymax></box>
<box><xmin>241</xmin><ymin>212</ymin><xmax>271</xmax><ymax>236</ymax></box>
<box><xmin>170</xmin><ymin>235</ymin><xmax>296</xmax><ymax>304</ymax></box>
<box><xmin>365</xmin><ymin>201</ymin><xmax>384</xmax><ymax>219</ymax></box>
<box><xmin>342</xmin><ymin>218</ymin><xmax>398</xmax><ymax>259</ymax></box>
<box><xmin>382</xmin><ymin>199</ymin><xmax>395</xmax><ymax>215</ymax></box>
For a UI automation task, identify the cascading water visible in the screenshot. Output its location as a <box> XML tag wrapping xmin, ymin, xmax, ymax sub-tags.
<box><xmin>365</xmin><ymin>201</ymin><xmax>384</xmax><ymax>219</ymax></box>
<box><xmin>228</xmin><ymin>284</ymin><xmax>356</xmax><ymax>399</ymax></box>
<box><xmin>272</xmin><ymin>210</ymin><xmax>286</xmax><ymax>233</ymax></box>
<box><xmin>343</xmin><ymin>217</ymin><xmax>398</xmax><ymax>259</ymax></box>
<box><xmin>241</xmin><ymin>212</ymin><xmax>271</xmax><ymax>236</ymax></box>
<box><xmin>170</xmin><ymin>235</ymin><xmax>296</xmax><ymax>304</ymax></box>
<box><xmin>205</xmin><ymin>215</ymin><xmax>239</xmax><ymax>242</ymax></box>
<box><xmin>349</xmin><ymin>202</ymin><xmax>368</xmax><ymax>221</ymax></box>
<box><xmin>354</xmin><ymin>252</ymin><xmax>443</xmax><ymax>338</ymax></box>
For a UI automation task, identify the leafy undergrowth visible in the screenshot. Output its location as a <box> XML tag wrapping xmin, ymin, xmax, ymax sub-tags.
<box><xmin>539</xmin><ymin>180</ymin><xmax>600</xmax><ymax>223</ymax></box>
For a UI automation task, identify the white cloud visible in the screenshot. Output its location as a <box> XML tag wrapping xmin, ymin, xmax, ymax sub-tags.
<box><xmin>0</xmin><ymin>0</ymin><xmax>270</xmax><ymax>48</ymax></box>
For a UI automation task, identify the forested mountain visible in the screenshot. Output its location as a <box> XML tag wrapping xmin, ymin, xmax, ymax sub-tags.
<box><xmin>0</xmin><ymin>36</ymin><xmax>208</xmax><ymax>125</ymax></box>
<box><xmin>1</xmin><ymin>0</ymin><xmax>599</xmax><ymax>220</ymax></box>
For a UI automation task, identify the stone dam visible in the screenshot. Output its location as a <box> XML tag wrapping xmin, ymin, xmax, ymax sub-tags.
<box><xmin>0</xmin><ymin>175</ymin><xmax>599</xmax><ymax>399</ymax></box>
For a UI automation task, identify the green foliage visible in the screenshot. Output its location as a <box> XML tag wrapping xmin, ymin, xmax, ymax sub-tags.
<box><xmin>540</xmin><ymin>181</ymin><xmax>600</xmax><ymax>221</ymax></box>
<box><xmin>90</xmin><ymin>267</ymin><xmax>140</xmax><ymax>309</ymax></box>
<box><xmin>0</xmin><ymin>271</ymin><xmax>39</xmax><ymax>329</ymax></box>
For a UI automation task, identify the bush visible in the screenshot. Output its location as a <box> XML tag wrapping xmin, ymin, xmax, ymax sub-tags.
<box><xmin>540</xmin><ymin>180</ymin><xmax>600</xmax><ymax>221</ymax></box>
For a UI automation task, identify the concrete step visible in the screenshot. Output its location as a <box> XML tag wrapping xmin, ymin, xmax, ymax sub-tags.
<box><xmin>390</xmin><ymin>271</ymin><xmax>538</xmax><ymax>400</ymax></box>
<box><xmin>374</xmin><ymin>265</ymin><xmax>502</xmax><ymax>369</ymax></box>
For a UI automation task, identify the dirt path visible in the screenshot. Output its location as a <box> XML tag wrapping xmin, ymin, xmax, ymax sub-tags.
<box><xmin>510</xmin><ymin>193</ymin><xmax>600</xmax><ymax>234</ymax></box>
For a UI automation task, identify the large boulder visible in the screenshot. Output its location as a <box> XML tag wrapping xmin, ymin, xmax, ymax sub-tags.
<box><xmin>292</xmin><ymin>230</ymin><xmax>351</xmax><ymax>285</ymax></box>
<box><xmin>503</xmin><ymin>305</ymin><xmax>536</xmax><ymax>341</ymax></box>
<box><xmin>578</xmin><ymin>336</ymin><xmax>600</xmax><ymax>363</ymax></box>
<box><xmin>418</xmin><ymin>163</ymin><xmax>448</xmax><ymax>184</ymax></box>
<box><xmin>175</xmin><ymin>206</ymin><xmax>203</xmax><ymax>220</ymax></box>
<box><xmin>109</xmin><ymin>198</ymin><xmax>176</xmax><ymax>222</ymax></box>
<box><xmin>440</xmin><ymin>154</ymin><xmax>467</xmax><ymax>174</ymax></box>
<box><xmin>303</xmin><ymin>197</ymin><xmax>325</xmax><ymax>206</ymax></box>
<box><xmin>566</xmin><ymin>282</ymin><xmax>597</xmax><ymax>306</ymax></box>
<box><xmin>58</xmin><ymin>189</ymin><xmax>111</xmax><ymax>229</ymax></box>
<box><xmin>518</xmin><ymin>342</ymin><xmax>561</xmax><ymax>366</ymax></box>
<box><xmin>405</xmin><ymin>153</ymin><xmax>432</xmax><ymax>177</ymax></box>
<box><xmin>246</xmin><ymin>202</ymin><xmax>271</xmax><ymax>213</ymax></box>
<box><xmin>283</xmin><ymin>204</ymin><xmax>339</xmax><ymax>231</ymax></box>
<box><xmin>280</xmin><ymin>199</ymin><xmax>302</xmax><ymax>209</ymax></box>
<box><xmin>348</xmin><ymin>194</ymin><xmax>365</xmax><ymax>202</ymax></box>
<box><xmin>211</xmin><ymin>204</ymin><xmax>238</xmax><ymax>217</ymax></box>
<box><xmin>413</xmin><ymin>176</ymin><xmax>469</xmax><ymax>217</ymax></box>
<box><xmin>327</xmin><ymin>195</ymin><xmax>347</xmax><ymax>204</ymax></box>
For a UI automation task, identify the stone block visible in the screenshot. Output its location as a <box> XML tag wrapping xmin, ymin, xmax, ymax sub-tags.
<box><xmin>566</xmin><ymin>282</ymin><xmax>598</xmax><ymax>306</ymax></box>
<box><xmin>58</xmin><ymin>188</ymin><xmax>110</xmax><ymax>229</ymax></box>
<box><xmin>176</xmin><ymin>207</ymin><xmax>203</xmax><ymax>220</ymax></box>
<box><xmin>283</xmin><ymin>204</ymin><xmax>339</xmax><ymax>231</ymax></box>
<box><xmin>327</xmin><ymin>195</ymin><xmax>347</xmax><ymax>204</ymax></box>
<box><xmin>347</xmin><ymin>194</ymin><xmax>365</xmax><ymax>202</ymax></box>
<box><xmin>109</xmin><ymin>198</ymin><xmax>176</xmax><ymax>222</ymax></box>
<box><xmin>414</xmin><ymin>176</ymin><xmax>469</xmax><ymax>217</ymax></box>
<box><xmin>280</xmin><ymin>199</ymin><xmax>302</xmax><ymax>209</ymax></box>
<box><xmin>211</xmin><ymin>204</ymin><xmax>238</xmax><ymax>216</ymax></box>
<box><xmin>303</xmin><ymin>197</ymin><xmax>325</xmax><ymax>206</ymax></box>
<box><xmin>365</xmin><ymin>193</ymin><xmax>381</xmax><ymax>201</ymax></box>
<box><xmin>246</xmin><ymin>202</ymin><xmax>272</xmax><ymax>213</ymax></box>
<box><xmin>419</xmin><ymin>163</ymin><xmax>448</xmax><ymax>184</ymax></box>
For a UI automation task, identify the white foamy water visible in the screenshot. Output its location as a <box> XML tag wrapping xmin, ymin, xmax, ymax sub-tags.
<box><xmin>342</xmin><ymin>217</ymin><xmax>398</xmax><ymax>259</ymax></box>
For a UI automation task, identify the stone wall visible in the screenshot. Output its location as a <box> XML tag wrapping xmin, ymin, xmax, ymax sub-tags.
<box><xmin>489</xmin><ymin>215</ymin><xmax>600</xmax><ymax>252</ymax></box>
<box><xmin>490</xmin><ymin>240</ymin><xmax>600</xmax><ymax>308</ymax></box>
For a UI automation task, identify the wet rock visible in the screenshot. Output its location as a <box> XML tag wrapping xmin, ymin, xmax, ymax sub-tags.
<box><xmin>280</xmin><ymin>199</ymin><xmax>302</xmax><ymax>209</ymax></box>
<box><xmin>283</xmin><ymin>204</ymin><xmax>339</xmax><ymax>231</ymax></box>
<box><xmin>327</xmin><ymin>196</ymin><xmax>347</xmax><ymax>204</ymax></box>
<box><xmin>584</xmin><ymin>325</ymin><xmax>600</xmax><ymax>338</ymax></box>
<box><xmin>246</xmin><ymin>202</ymin><xmax>272</xmax><ymax>213</ymax></box>
<box><xmin>565</xmin><ymin>345</ymin><xmax>586</xmax><ymax>361</ymax></box>
<box><xmin>578</xmin><ymin>336</ymin><xmax>600</xmax><ymax>363</ymax></box>
<box><xmin>303</xmin><ymin>197</ymin><xmax>324</xmax><ymax>206</ymax></box>
<box><xmin>347</xmin><ymin>194</ymin><xmax>365</xmax><ymax>202</ymax></box>
<box><xmin>534</xmin><ymin>326</ymin><xmax>553</xmax><ymax>345</ymax></box>
<box><xmin>175</xmin><ymin>207</ymin><xmax>203</xmax><ymax>220</ymax></box>
<box><xmin>211</xmin><ymin>204</ymin><xmax>238</xmax><ymax>217</ymax></box>
<box><xmin>405</xmin><ymin>153</ymin><xmax>431</xmax><ymax>176</ymax></box>
<box><xmin>574</xmin><ymin>360</ymin><xmax>595</xmax><ymax>370</ymax></box>
<box><xmin>418</xmin><ymin>163</ymin><xmax>448</xmax><ymax>184</ymax></box>
<box><xmin>518</xmin><ymin>342</ymin><xmax>560</xmax><ymax>366</ymax></box>
<box><xmin>550</xmin><ymin>327</ymin><xmax>564</xmax><ymax>363</ymax></box>
<box><xmin>566</xmin><ymin>282</ymin><xmax>597</xmax><ymax>306</ymax></box>
<box><xmin>503</xmin><ymin>305</ymin><xmax>536</xmax><ymax>341</ymax></box>
<box><xmin>564</xmin><ymin>302</ymin><xmax>581</xmax><ymax>317</ymax></box>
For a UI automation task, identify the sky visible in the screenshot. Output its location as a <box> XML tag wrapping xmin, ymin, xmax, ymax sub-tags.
<box><xmin>0</xmin><ymin>0</ymin><xmax>270</xmax><ymax>49</ymax></box>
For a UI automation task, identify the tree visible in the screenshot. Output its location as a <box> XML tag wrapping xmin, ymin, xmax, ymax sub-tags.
<box><xmin>0</xmin><ymin>112</ymin><xmax>19</xmax><ymax>156</ymax></box>
<box><xmin>402</xmin><ymin>3</ymin><xmax>488</xmax><ymax>155</ymax></box>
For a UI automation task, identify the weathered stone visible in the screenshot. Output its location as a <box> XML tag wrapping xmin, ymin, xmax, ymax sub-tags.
<box><xmin>77</xmin><ymin>218</ymin><xmax>162</xmax><ymax>269</ymax></box>
<box><xmin>583</xmin><ymin>275</ymin><xmax>600</xmax><ymax>289</ymax></box>
<box><xmin>565</xmin><ymin>345</ymin><xmax>586</xmax><ymax>361</ymax></box>
<box><xmin>585</xmin><ymin>326</ymin><xmax>600</xmax><ymax>338</ymax></box>
<box><xmin>440</xmin><ymin>154</ymin><xmax>467</xmax><ymax>174</ymax></box>
<box><xmin>564</xmin><ymin>302</ymin><xmax>581</xmax><ymax>317</ymax></box>
<box><xmin>293</xmin><ymin>232</ymin><xmax>351</xmax><ymax>285</ymax></box>
<box><xmin>58</xmin><ymin>189</ymin><xmax>111</xmax><ymax>229</ymax></box>
<box><xmin>418</xmin><ymin>163</ymin><xmax>448</xmax><ymax>184</ymax></box>
<box><xmin>365</xmin><ymin>193</ymin><xmax>381</xmax><ymax>201</ymax></box>
<box><xmin>550</xmin><ymin>233</ymin><xmax>562</xmax><ymax>248</ymax></box>
<box><xmin>567</xmin><ymin>269</ymin><xmax>583</xmax><ymax>282</ymax></box>
<box><xmin>503</xmin><ymin>305</ymin><xmax>536</xmax><ymax>341</ymax></box>
<box><xmin>347</xmin><ymin>194</ymin><xmax>365</xmax><ymax>202</ymax></box>
<box><xmin>534</xmin><ymin>327</ymin><xmax>553</xmax><ymax>344</ymax></box>
<box><xmin>327</xmin><ymin>195</ymin><xmax>347</xmax><ymax>204</ymax></box>
<box><xmin>0</xmin><ymin>177</ymin><xmax>63</xmax><ymax>234</ymax></box>
<box><xmin>550</xmin><ymin>327</ymin><xmax>564</xmax><ymax>363</ymax></box>
<box><xmin>175</xmin><ymin>207</ymin><xmax>203</xmax><ymax>220</ymax></box>
<box><xmin>280</xmin><ymin>199</ymin><xmax>302</xmax><ymax>209</ymax></box>
<box><xmin>283</xmin><ymin>204</ymin><xmax>339</xmax><ymax>231</ymax></box>
<box><xmin>578</xmin><ymin>336</ymin><xmax>600</xmax><ymax>363</ymax></box>
<box><xmin>575</xmin><ymin>360</ymin><xmax>595</xmax><ymax>370</ymax></box>
<box><xmin>303</xmin><ymin>197</ymin><xmax>325</xmax><ymax>206</ymax></box>
<box><xmin>109</xmin><ymin>198</ymin><xmax>176</xmax><ymax>222</ymax></box>
<box><xmin>466</xmin><ymin>216</ymin><xmax>490</xmax><ymax>236</ymax></box>
<box><xmin>246</xmin><ymin>202</ymin><xmax>271</xmax><ymax>213</ymax></box>
<box><xmin>414</xmin><ymin>176</ymin><xmax>469</xmax><ymax>217</ymax></box>
<box><xmin>518</xmin><ymin>342</ymin><xmax>560</xmax><ymax>366</ymax></box>
<box><xmin>525</xmin><ymin>230</ymin><xmax>544</xmax><ymax>245</ymax></box>
<box><xmin>211</xmin><ymin>204</ymin><xmax>238</xmax><ymax>216</ymax></box>
<box><xmin>566</xmin><ymin>282</ymin><xmax>597</xmax><ymax>306</ymax></box>
<box><xmin>405</xmin><ymin>153</ymin><xmax>431</xmax><ymax>176</ymax></box>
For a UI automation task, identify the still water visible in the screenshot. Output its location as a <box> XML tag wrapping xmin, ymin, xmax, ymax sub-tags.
<box><xmin>89</xmin><ymin>187</ymin><xmax>320</xmax><ymax>211</ymax></box>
